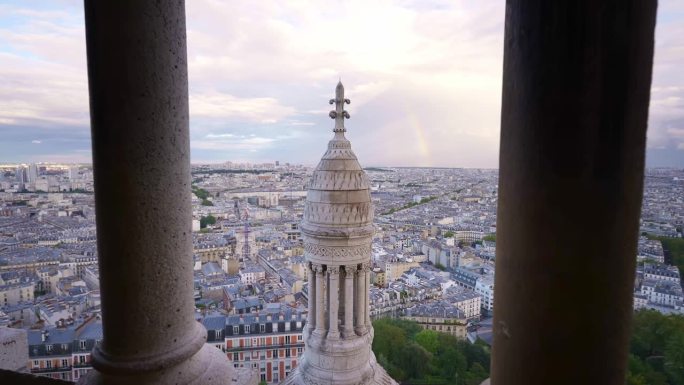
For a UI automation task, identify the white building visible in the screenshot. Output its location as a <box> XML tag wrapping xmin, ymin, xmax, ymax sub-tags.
<box><xmin>475</xmin><ymin>276</ymin><xmax>495</xmax><ymax>314</ymax></box>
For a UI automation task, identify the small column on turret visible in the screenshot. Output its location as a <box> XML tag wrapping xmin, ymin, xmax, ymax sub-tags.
<box><xmin>328</xmin><ymin>266</ymin><xmax>340</xmax><ymax>339</ymax></box>
<box><xmin>344</xmin><ymin>265</ymin><xmax>355</xmax><ymax>337</ymax></box>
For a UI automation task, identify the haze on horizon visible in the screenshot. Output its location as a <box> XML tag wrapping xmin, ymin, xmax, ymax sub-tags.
<box><xmin>1</xmin><ymin>0</ymin><xmax>683</xmax><ymax>168</ymax></box>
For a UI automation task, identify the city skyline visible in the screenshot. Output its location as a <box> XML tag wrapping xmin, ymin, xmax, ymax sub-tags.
<box><xmin>1</xmin><ymin>0</ymin><xmax>683</xmax><ymax>167</ymax></box>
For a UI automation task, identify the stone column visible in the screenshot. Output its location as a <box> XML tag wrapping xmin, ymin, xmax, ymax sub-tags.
<box><xmin>314</xmin><ymin>265</ymin><xmax>326</xmax><ymax>335</ymax></box>
<box><xmin>327</xmin><ymin>266</ymin><xmax>340</xmax><ymax>339</ymax></box>
<box><xmin>343</xmin><ymin>266</ymin><xmax>354</xmax><ymax>337</ymax></box>
<box><xmin>354</xmin><ymin>266</ymin><xmax>364</xmax><ymax>334</ymax></box>
<box><xmin>307</xmin><ymin>263</ymin><xmax>316</xmax><ymax>332</ymax></box>
<box><xmin>363</xmin><ymin>264</ymin><xmax>371</xmax><ymax>327</ymax></box>
<box><xmin>491</xmin><ymin>1</ymin><xmax>657</xmax><ymax>385</ymax></box>
<box><xmin>82</xmin><ymin>1</ymin><xmax>233</xmax><ymax>384</ymax></box>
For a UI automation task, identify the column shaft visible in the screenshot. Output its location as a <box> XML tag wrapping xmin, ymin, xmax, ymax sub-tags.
<box><xmin>328</xmin><ymin>267</ymin><xmax>340</xmax><ymax>339</ymax></box>
<box><xmin>491</xmin><ymin>1</ymin><xmax>656</xmax><ymax>384</ymax></box>
<box><xmin>354</xmin><ymin>267</ymin><xmax>364</xmax><ymax>333</ymax></box>
<box><xmin>364</xmin><ymin>265</ymin><xmax>371</xmax><ymax>327</ymax></box>
<box><xmin>314</xmin><ymin>266</ymin><xmax>326</xmax><ymax>334</ymax></box>
<box><xmin>344</xmin><ymin>266</ymin><xmax>354</xmax><ymax>336</ymax></box>
<box><xmin>307</xmin><ymin>263</ymin><xmax>316</xmax><ymax>331</ymax></box>
<box><xmin>83</xmin><ymin>0</ymin><xmax>232</xmax><ymax>383</ymax></box>
<box><xmin>85</xmin><ymin>0</ymin><xmax>197</xmax><ymax>364</ymax></box>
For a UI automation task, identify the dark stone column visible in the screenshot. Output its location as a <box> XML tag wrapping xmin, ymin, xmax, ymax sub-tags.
<box><xmin>492</xmin><ymin>1</ymin><xmax>657</xmax><ymax>384</ymax></box>
<box><xmin>82</xmin><ymin>1</ymin><xmax>233</xmax><ymax>383</ymax></box>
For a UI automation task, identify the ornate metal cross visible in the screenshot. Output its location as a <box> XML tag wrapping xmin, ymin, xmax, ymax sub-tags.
<box><xmin>329</xmin><ymin>80</ymin><xmax>350</xmax><ymax>132</ymax></box>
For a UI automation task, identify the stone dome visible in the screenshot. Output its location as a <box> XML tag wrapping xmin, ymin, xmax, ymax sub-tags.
<box><xmin>301</xmin><ymin>82</ymin><xmax>374</xmax><ymax>240</ymax></box>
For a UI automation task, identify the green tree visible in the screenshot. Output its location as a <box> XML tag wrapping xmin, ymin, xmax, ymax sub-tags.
<box><xmin>482</xmin><ymin>234</ymin><xmax>496</xmax><ymax>242</ymax></box>
<box><xmin>665</xmin><ymin>332</ymin><xmax>684</xmax><ymax>385</ymax></box>
<box><xmin>200</xmin><ymin>215</ymin><xmax>216</xmax><ymax>229</ymax></box>
<box><xmin>415</xmin><ymin>330</ymin><xmax>440</xmax><ymax>354</ymax></box>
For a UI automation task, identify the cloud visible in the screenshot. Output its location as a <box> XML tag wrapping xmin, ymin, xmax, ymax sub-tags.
<box><xmin>0</xmin><ymin>0</ymin><xmax>683</xmax><ymax>167</ymax></box>
<box><xmin>31</xmin><ymin>140</ymin><xmax>41</xmax><ymax>144</ymax></box>
<box><xmin>190</xmin><ymin>92</ymin><xmax>296</xmax><ymax>123</ymax></box>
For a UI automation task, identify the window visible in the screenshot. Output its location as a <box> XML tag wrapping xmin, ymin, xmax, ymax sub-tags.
<box><xmin>245</xmin><ymin>325</ymin><xmax>250</xmax><ymax>333</ymax></box>
<box><xmin>33</xmin><ymin>360</ymin><xmax>39</xmax><ymax>367</ymax></box>
<box><xmin>62</xmin><ymin>359</ymin><xmax>68</xmax><ymax>367</ymax></box>
<box><xmin>233</xmin><ymin>352</ymin><xmax>239</xmax><ymax>361</ymax></box>
<box><xmin>216</xmin><ymin>329</ymin><xmax>222</xmax><ymax>339</ymax></box>
<box><xmin>46</xmin><ymin>344</ymin><xmax>53</xmax><ymax>352</ymax></box>
<box><xmin>285</xmin><ymin>322</ymin><xmax>290</xmax><ymax>331</ymax></box>
<box><xmin>285</xmin><ymin>336</ymin><xmax>291</xmax><ymax>344</ymax></box>
<box><xmin>260</xmin><ymin>337</ymin><xmax>266</xmax><ymax>346</ymax></box>
<box><xmin>233</xmin><ymin>326</ymin><xmax>239</xmax><ymax>334</ymax></box>
<box><xmin>46</xmin><ymin>361</ymin><xmax>52</xmax><ymax>368</ymax></box>
<box><xmin>79</xmin><ymin>340</ymin><xmax>87</xmax><ymax>349</ymax></box>
<box><xmin>260</xmin><ymin>324</ymin><xmax>265</xmax><ymax>332</ymax></box>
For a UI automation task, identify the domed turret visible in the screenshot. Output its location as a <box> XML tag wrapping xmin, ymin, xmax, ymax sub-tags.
<box><xmin>282</xmin><ymin>82</ymin><xmax>395</xmax><ymax>385</ymax></box>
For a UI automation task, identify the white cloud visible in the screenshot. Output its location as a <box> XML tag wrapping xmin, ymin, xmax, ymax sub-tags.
<box><xmin>31</xmin><ymin>140</ymin><xmax>42</xmax><ymax>144</ymax></box>
<box><xmin>1</xmin><ymin>0</ymin><xmax>683</xmax><ymax>165</ymax></box>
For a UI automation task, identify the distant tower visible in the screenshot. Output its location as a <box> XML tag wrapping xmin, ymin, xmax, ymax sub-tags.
<box><xmin>68</xmin><ymin>166</ymin><xmax>79</xmax><ymax>181</ymax></box>
<box><xmin>282</xmin><ymin>82</ymin><xmax>396</xmax><ymax>385</ymax></box>
<box><xmin>27</xmin><ymin>163</ymin><xmax>38</xmax><ymax>184</ymax></box>
<box><xmin>15</xmin><ymin>166</ymin><xmax>26</xmax><ymax>184</ymax></box>
<box><xmin>241</xmin><ymin>208</ymin><xmax>251</xmax><ymax>263</ymax></box>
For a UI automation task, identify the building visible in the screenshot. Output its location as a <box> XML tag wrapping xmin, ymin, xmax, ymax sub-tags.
<box><xmin>446</xmin><ymin>291</ymin><xmax>482</xmax><ymax>320</ymax></box>
<box><xmin>402</xmin><ymin>300</ymin><xmax>469</xmax><ymax>339</ymax></box>
<box><xmin>384</xmin><ymin>259</ymin><xmax>419</xmax><ymax>283</ymax></box>
<box><xmin>28</xmin><ymin>164</ymin><xmax>38</xmax><ymax>184</ymax></box>
<box><xmin>210</xmin><ymin>307</ymin><xmax>307</xmax><ymax>383</ymax></box>
<box><xmin>475</xmin><ymin>276</ymin><xmax>495</xmax><ymax>315</ymax></box>
<box><xmin>26</xmin><ymin>317</ymin><xmax>101</xmax><ymax>382</ymax></box>
<box><xmin>281</xmin><ymin>82</ymin><xmax>395</xmax><ymax>385</ymax></box>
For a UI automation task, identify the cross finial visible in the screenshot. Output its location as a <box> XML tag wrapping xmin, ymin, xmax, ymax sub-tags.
<box><xmin>329</xmin><ymin>80</ymin><xmax>350</xmax><ymax>133</ymax></box>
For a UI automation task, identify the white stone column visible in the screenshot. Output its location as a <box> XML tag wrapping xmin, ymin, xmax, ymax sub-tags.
<box><xmin>307</xmin><ymin>263</ymin><xmax>315</xmax><ymax>332</ymax></box>
<box><xmin>344</xmin><ymin>265</ymin><xmax>354</xmax><ymax>337</ymax></box>
<box><xmin>364</xmin><ymin>263</ymin><xmax>372</xmax><ymax>327</ymax></box>
<box><xmin>354</xmin><ymin>265</ymin><xmax>364</xmax><ymax>334</ymax></box>
<box><xmin>327</xmin><ymin>266</ymin><xmax>340</xmax><ymax>339</ymax></box>
<box><xmin>314</xmin><ymin>264</ymin><xmax>326</xmax><ymax>335</ymax></box>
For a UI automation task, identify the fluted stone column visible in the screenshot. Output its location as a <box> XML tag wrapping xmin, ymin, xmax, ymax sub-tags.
<box><xmin>307</xmin><ymin>263</ymin><xmax>316</xmax><ymax>332</ymax></box>
<box><xmin>354</xmin><ymin>267</ymin><xmax>364</xmax><ymax>334</ymax></box>
<box><xmin>491</xmin><ymin>1</ymin><xmax>657</xmax><ymax>384</ymax></box>
<box><xmin>314</xmin><ymin>265</ymin><xmax>326</xmax><ymax>335</ymax></box>
<box><xmin>344</xmin><ymin>266</ymin><xmax>354</xmax><ymax>336</ymax></box>
<box><xmin>328</xmin><ymin>267</ymin><xmax>340</xmax><ymax>339</ymax></box>
<box><xmin>82</xmin><ymin>1</ymin><xmax>233</xmax><ymax>384</ymax></box>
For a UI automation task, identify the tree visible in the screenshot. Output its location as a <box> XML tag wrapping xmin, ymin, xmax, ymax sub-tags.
<box><xmin>665</xmin><ymin>332</ymin><xmax>684</xmax><ymax>385</ymax></box>
<box><xmin>200</xmin><ymin>215</ymin><xmax>216</xmax><ymax>229</ymax></box>
<box><xmin>415</xmin><ymin>330</ymin><xmax>440</xmax><ymax>354</ymax></box>
<box><xmin>443</xmin><ymin>231</ymin><xmax>454</xmax><ymax>238</ymax></box>
<box><xmin>482</xmin><ymin>234</ymin><xmax>496</xmax><ymax>242</ymax></box>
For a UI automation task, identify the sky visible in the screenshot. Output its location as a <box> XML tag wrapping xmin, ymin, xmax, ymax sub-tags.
<box><xmin>0</xmin><ymin>1</ymin><xmax>683</xmax><ymax>168</ymax></box>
